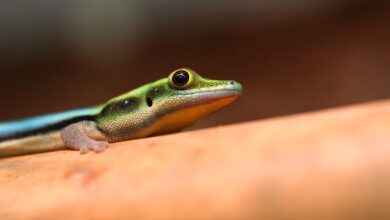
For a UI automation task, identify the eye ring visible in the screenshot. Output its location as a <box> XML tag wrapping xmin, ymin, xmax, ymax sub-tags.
<box><xmin>169</xmin><ymin>69</ymin><xmax>195</xmax><ymax>89</ymax></box>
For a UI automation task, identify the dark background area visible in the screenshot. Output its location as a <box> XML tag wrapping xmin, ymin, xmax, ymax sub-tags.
<box><xmin>0</xmin><ymin>0</ymin><xmax>389</xmax><ymax>129</ymax></box>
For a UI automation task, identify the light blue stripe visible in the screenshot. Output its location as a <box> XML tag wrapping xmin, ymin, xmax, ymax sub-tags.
<box><xmin>0</xmin><ymin>107</ymin><xmax>100</xmax><ymax>138</ymax></box>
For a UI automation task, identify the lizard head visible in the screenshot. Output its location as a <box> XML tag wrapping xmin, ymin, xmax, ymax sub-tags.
<box><xmin>96</xmin><ymin>68</ymin><xmax>243</xmax><ymax>141</ymax></box>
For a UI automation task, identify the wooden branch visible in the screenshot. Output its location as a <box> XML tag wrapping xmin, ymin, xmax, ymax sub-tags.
<box><xmin>1</xmin><ymin>100</ymin><xmax>390</xmax><ymax>219</ymax></box>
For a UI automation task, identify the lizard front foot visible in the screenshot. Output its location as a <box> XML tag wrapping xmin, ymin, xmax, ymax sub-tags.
<box><xmin>60</xmin><ymin>121</ymin><xmax>109</xmax><ymax>154</ymax></box>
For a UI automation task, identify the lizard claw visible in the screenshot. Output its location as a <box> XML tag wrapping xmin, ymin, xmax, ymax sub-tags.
<box><xmin>90</xmin><ymin>141</ymin><xmax>109</xmax><ymax>153</ymax></box>
<box><xmin>78</xmin><ymin>140</ymin><xmax>109</xmax><ymax>154</ymax></box>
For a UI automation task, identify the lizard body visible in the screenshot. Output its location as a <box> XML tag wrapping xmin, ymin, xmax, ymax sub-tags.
<box><xmin>0</xmin><ymin>68</ymin><xmax>242</xmax><ymax>157</ymax></box>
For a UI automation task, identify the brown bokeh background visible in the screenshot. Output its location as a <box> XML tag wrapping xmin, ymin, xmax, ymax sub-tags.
<box><xmin>1</xmin><ymin>0</ymin><xmax>389</xmax><ymax>129</ymax></box>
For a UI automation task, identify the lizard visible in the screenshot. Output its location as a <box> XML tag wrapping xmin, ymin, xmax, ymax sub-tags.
<box><xmin>0</xmin><ymin>68</ymin><xmax>242</xmax><ymax>157</ymax></box>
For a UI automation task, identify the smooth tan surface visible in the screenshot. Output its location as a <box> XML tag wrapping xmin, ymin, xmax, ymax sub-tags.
<box><xmin>1</xmin><ymin>100</ymin><xmax>390</xmax><ymax>220</ymax></box>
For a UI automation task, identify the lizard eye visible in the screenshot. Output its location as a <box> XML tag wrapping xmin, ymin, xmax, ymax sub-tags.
<box><xmin>172</xmin><ymin>70</ymin><xmax>189</xmax><ymax>87</ymax></box>
<box><xmin>169</xmin><ymin>69</ymin><xmax>195</xmax><ymax>89</ymax></box>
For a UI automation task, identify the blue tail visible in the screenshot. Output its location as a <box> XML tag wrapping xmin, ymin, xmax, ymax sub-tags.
<box><xmin>0</xmin><ymin>106</ymin><xmax>100</xmax><ymax>140</ymax></box>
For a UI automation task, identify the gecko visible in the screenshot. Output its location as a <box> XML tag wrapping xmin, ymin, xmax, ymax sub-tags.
<box><xmin>0</xmin><ymin>68</ymin><xmax>242</xmax><ymax>157</ymax></box>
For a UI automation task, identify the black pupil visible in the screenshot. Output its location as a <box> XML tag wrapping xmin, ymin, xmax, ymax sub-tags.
<box><xmin>173</xmin><ymin>71</ymin><xmax>189</xmax><ymax>86</ymax></box>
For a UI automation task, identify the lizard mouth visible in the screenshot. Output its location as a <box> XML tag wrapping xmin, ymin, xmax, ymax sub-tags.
<box><xmin>180</xmin><ymin>88</ymin><xmax>241</xmax><ymax>100</ymax></box>
<box><xmin>176</xmin><ymin>81</ymin><xmax>243</xmax><ymax>105</ymax></box>
<box><xmin>178</xmin><ymin>81</ymin><xmax>242</xmax><ymax>96</ymax></box>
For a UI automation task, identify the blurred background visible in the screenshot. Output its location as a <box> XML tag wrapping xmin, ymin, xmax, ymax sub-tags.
<box><xmin>0</xmin><ymin>0</ymin><xmax>390</xmax><ymax>129</ymax></box>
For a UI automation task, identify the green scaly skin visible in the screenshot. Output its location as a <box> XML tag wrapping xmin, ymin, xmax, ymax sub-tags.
<box><xmin>0</xmin><ymin>68</ymin><xmax>242</xmax><ymax>157</ymax></box>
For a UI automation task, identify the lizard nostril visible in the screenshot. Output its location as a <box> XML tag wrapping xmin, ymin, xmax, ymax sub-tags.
<box><xmin>229</xmin><ymin>81</ymin><xmax>236</xmax><ymax>85</ymax></box>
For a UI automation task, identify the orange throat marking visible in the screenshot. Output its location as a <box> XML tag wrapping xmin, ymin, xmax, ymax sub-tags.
<box><xmin>150</xmin><ymin>96</ymin><xmax>238</xmax><ymax>135</ymax></box>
